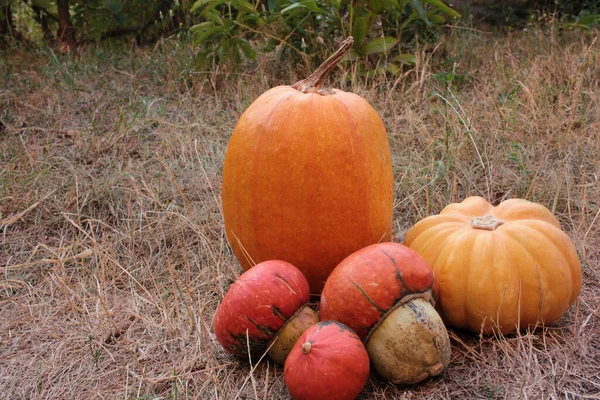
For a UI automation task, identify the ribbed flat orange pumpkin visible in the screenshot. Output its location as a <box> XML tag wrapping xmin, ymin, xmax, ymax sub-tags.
<box><xmin>222</xmin><ymin>38</ymin><xmax>393</xmax><ymax>293</ymax></box>
<box><xmin>404</xmin><ymin>196</ymin><xmax>582</xmax><ymax>335</ymax></box>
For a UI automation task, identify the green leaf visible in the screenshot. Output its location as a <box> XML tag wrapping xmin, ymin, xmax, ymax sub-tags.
<box><xmin>384</xmin><ymin>0</ymin><xmax>401</xmax><ymax>11</ymax></box>
<box><xmin>189</xmin><ymin>21</ymin><xmax>214</xmax><ymax>32</ymax></box>
<box><xmin>115</xmin><ymin>11</ymin><xmax>126</xmax><ymax>25</ymax></box>
<box><xmin>191</xmin><ymin>0</ymin><xmax>218</xmax><ymax>13</ymax></box>
<box><xmin>386</xmin><ymin>0</ymin><xmax>410</xmax><ymax>12</ymax></box>
<box><xmin>193</xmin><ymin>0</ymin><xmax>228</xmax><ymax>16</ymax></box>
<box><xmin>268</xmin><ymin>0</ymin><xmax>278</xmax><ymax>11</ymax></box>
<box><xmin>398</xmin><ymin>0</ymin><xmax>411</xmax><ymax>10</ymax></box>
<box><xmin>237</xmin><ymin>38</ymin><xmax>257</xmax><ymax>60</ymax></box>
<box><xmin>392</xmin><ymin>53</ymin><xmax>416</xmax><ymax>64</ymax></box>
<box><xmin>281</xmin><ymin>0</ymin><xmax>326</xmax><ymax>14</ymax></box>
<box><xmin>399</xmin><ymin>11</ymin><xmax>421</xmax><ymax>30</ymax></box>
<box><xmin>426</xmin><ymin>12</ymin><xmax>446</xmax><ymax>24</ymax></box>
<box><xmin>237</xmin><ymin>0</ymin><xmax>258</xmax><ymax>14</ymax></box>
<box><xmin>102</xmin><ymin>0</ymin><xmax>122</xmax><ymax>14</ymax></box>
<box><xmin>343</xmin><ymin>48</ymin><xmax>361</xmax><ymax>61</ymax></box>
<box><xmin>204</xmin><ymin>10</ymin><xmax>224</xmax><ymax>25</ymax></box>
<box><xmin>411</xmin><ymin>0</ymin><xmax>431</xmax><ymax>26</ymax></box>
<box><xmin>578</xmin><ymin>14</ymin><xmax>600</xmax><ymax>26</ymax></box>
<box><xmin>367</xmin><ymin>0</ymin><xmax>384</xmax><ymax>14</ymax></box>
<box><xmin>353</xmin><ymin>17</ymin><xmax>368</xmax><ymax>50</ymax></box>
<box><xmin>192</xmin><ymin>25</ymin><xmax>225</xmax><ymax>45</ymax></box>
<box><xmin>280</xmin><ymin>2</ymin><xmax>304</xmax><ymax>13</ymax></box>
<box><xmin>422</xmin><ymin>0</ymin><xmax>461</xmax><ymax>18</ymax></box>
<box><xmin>387</xmin><ymin>0</ymin><xmax>411</xmax><ymax>11</ymax></box>
<box><xmin>385</xmin><ymin>63</ymin><xmax>401</xmax><ymax>76</ymax></box>
<box><xmin>364</xmin><ymin>36</ymin><xmax>398</xmax><ymax>55</ymax></box>
<box><xmin>302</xmin><ymin>0</ymin><xmax>327</xmax><ymax>13</ymax></box>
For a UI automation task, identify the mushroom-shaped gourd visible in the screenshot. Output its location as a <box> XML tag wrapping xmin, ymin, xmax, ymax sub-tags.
<box><xmin>284</xmin><ymin>321</ymin><xmax>370</xmax><ymax>400</ymax></box>
<box><xmin>320</xmin><ymin>242</ymin><xmax>451</xmax><ymax>385</ymax></box>
<box><xmin>404</xmin><ymin>196</ymin><xmax>582</xmax><ymax>335</ymax></box>
<box><xmin>214</xmin><ymin>260</ymin><xmax>319</xmax><ymax>364</ymax></box>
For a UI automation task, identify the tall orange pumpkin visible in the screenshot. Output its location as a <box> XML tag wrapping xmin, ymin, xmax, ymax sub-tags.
<box><xmin>404</xmin><ymin>196</ymin><xmax>582</xmax><ymax>335</ymax></box>
<box><xmin>222</xmin><ymin>38</ymin><xmax>393</xmax><ymax>293</ymax></box>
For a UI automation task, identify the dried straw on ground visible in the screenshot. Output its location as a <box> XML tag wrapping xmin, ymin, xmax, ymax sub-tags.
<box><xmin>1</xmin><ymin>27</ymin><xmax>599</xmax><ymax>399</ymax></box>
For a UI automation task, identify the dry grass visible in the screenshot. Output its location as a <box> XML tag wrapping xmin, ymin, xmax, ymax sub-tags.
<box><xmin>1</xmin><ymin>26</ymin><xmax>599</xmax><ymax>399</ymax></box>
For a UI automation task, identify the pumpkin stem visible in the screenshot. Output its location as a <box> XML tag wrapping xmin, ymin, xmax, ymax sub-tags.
<box><xmin>301</xmin><ymin>342</ymin><xmax>312</xmax><ymax>354</ymax></box>
<box><xmin>292</xmin><ymin>37</ymin><xmax>354</xmax><ymax>95</ymax></box>
<box><xmin>471</xmin><ymin>215</ymin><xmax>505</xmax><ymax>231</ymax></box>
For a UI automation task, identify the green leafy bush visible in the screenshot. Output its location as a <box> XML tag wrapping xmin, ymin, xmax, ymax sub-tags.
<box><xmin>71</xmin><ymin>0</ymin><xmax>180</xmax><ymax>42</ymax></box>
<box><xmin>558</xmin><ymin>0</ymin><xmax>600</xmax><ymax>29</ymax></box>
<box><xmin>190</xmin><ymin>0</ymin><xmax>460</xmax><ymax>70</ymax></box>
<box><xmin>3</xmin><ymin>0</ymin><xmax>187</xmax><ymax>44</ymax></box>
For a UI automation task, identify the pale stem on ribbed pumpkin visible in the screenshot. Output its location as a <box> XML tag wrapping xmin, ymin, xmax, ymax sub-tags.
<box><xmin>301</xmin><ymin>342</ymin><xmax>312</xmax><ymax>354</ymax></box>
<box><xmin>471</xmin><ymin>215</ymin><xmax>505</xmax><ymax>231</ymax></box>
<box><xmin>292</xmin><ymin>36</ymin><xmax>354</xmax><ymax>95</ymax></box>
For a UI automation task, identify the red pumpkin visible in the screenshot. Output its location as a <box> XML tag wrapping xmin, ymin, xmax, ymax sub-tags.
<box><xmin>214</xmin><ymin>260</ymin><xmax>318</xmax><ymax>364</ymax></box>
<box><xmin>221</xmin><ymin>37</ymin><xmax>393</xmax><ymax>293</ymax></box>
<box><xmin>320</xmin><ymin>242</ymin><xmax>451</xmax><ymax>385</ymax></box>
<box><xmin>284</xmin><ymin>321</ymin><xmax>370</xmax><ymax>400</ymax></box>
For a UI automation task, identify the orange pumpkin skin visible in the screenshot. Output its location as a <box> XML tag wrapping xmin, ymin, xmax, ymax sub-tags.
<box><xmin>284</xmin><ymin>321</ymin><xmax>370</xmax><ymax>400</ymax></box>
<box><xmin>222</xmin><ymin>85</ymin><xmax>393</xmax><ymax>293</ymax></box>
<box><xmin>403</xmin><ymin>196</ymin><xmax>582</xmax><ymax>335</ymax></box>
<box><xmin>213</xmin><ymin>260</ymin><xmax>310</xmax><ymax>359</ymax></box>
<box><xmin>319</xmin><ymin>242</ymin><xmax>434</xmax><ymax>340</ymax></box>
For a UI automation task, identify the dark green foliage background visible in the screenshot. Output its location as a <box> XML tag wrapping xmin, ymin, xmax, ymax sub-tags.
<box><xmin>1</xmin><ymin>0</ymin><xmax>598</xmax><ymax>67</ymax></box>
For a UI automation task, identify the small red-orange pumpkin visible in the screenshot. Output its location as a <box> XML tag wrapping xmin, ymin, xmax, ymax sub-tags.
<box><xmin>221</xmin><ymin>37</ymin><xmax>393</xmax><ymax>293</ymax></box>
<box><xmin>284</xmin><ymin>321</ymin><xmax>370</xmax><ymax>400</ymax></box>
<box><xmin>213</xmin><ymin>260</ymin><xmax>318</xmax><ymax>364</ymax></box>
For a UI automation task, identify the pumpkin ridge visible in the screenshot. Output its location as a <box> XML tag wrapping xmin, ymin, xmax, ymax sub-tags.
<box><xmin>503</xmin><ymin>223</ymin><xmax>572</xmax><ymax>290</ymax></box>
<box><xmin>441</xmin><ymin>196</ymin><xmax>494</xmax><ymax>217</ymax></box>
<box><xmin>406</xmin><ymin>221</ymin><xmax>464</xmax><ymax>256</ymax></box>
<box><xmin>494</xmin><ymin>232</ymin><xmax>524</xmax><ymax>332</ymax></box>
<box><xmin>494</xmin><ymin>200</ymin><xmax>560</xmax><ymax>227</ymax></box>
<box><xmin>334</xmin><ymin>94</ymin><xmax>357</xmax><ymax>135</ymax></box>
<box><xmin>428</xmin><ymin>227</ymin><xmax>471</xmax><ymax>277</ymax></box>
<box><xmin>511</xmin><ymin>235</ymin><xmax>544</xmax><ymax>332</ymax></box>
<box><xmin>519</xmin><ymin>219</ymin><xmax>579</xmax><ymax>261</ymax></box>
<box><xmin>495</xmin><ymin>226</ymin><xmax>547</xmax><ymax>330</ymax></box>
<box><xmin>245</xmin><ymin>94</ymin><xmax>308</xmax><ymax>268</ymax></box>
<box><xmin>501</xmin><ymin>223</ymin><xmax>572</xmax><ymax>322</ymax></box>
<box><xmin>246</xmin><ymin>92</ymin><xmax>312</xmax><ymax>261</ymax></box>
<box><xmin>429</xmin><ymin>228</ymin><xmax>474</xmax><ymax>329</ymax></box>
<box><xmin>509</xmin><ymin>220</ymin><xmax>578</xmax><ymax>312</ymax></box>
<box><xmin>410</xmin><ymin>218</ymin><xmax>469</xmax><ymax>242</ymax></box>
<box><xmin>262</xmin><ymin>90</ymin><xmax>299</xmax><ymax>133</ymax></box>
<box><xmin>331</xmin><ymin>93</ymin><xmax>387</xmax><ymax>243</ymax></box>
<box><xmin>492</xmin><ymin>198</ymin><xmax>528</xmax><ymax>217</ymax></box>
<box><xmin>526</xmin><ymin>221</ymin><xmax>581</xmax><ymax>304</ymax></box>
<box><xmin>487</xmin><ymin>230</ymin><xmax>517</xmax><ymax>333</ymax></box>
<box><xmin>462</xmin><ymin>231</ymin><xmax>485</xmax><ymax>332</ymax></box>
